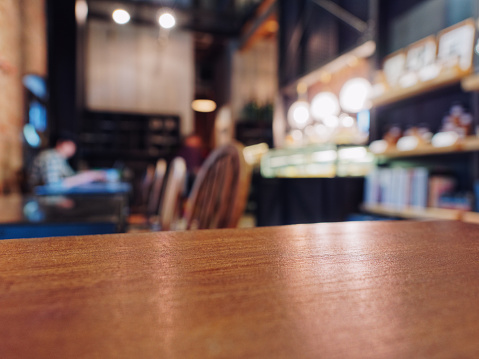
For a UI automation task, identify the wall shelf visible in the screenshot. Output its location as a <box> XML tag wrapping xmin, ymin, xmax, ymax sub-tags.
<box><xmin>362</xmin><ymin>204</ymin><xmax>463</xmax><ymax>221</ymax></box>
<box><xmin>374</xmin><ymin>136</ymin><xmax>479</xmax><ymax>159</ymax></box>
<box><xmin>370</xmin><ymin>70</ymin><xmax>468</xmax><ymax>108</ymax></box>
<box><xmin>462</xmin><ymin>211</ymin><xmax>479</xmax><ymax>224</ymax></box>
<box><xmin>461</xmin><ymin>73</ymin><xmax>479</xmax><ymax>92</ymax></box>
<box><xmin>80</xmin><ymin>111</ymin><xmax>180</xmax><ymax>167</ymax></box>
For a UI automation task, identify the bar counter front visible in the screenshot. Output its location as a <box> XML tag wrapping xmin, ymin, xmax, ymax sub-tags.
<box><xmin>1</xmin><ymin>221</ymin><xmax>479</xmax><ymax>358</ymax></box>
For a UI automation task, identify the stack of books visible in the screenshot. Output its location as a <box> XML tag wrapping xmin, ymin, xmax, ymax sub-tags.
<box><xmin>364</xmin><ymin>167</ymin><xmax>429</xmax><ymax>209</ymax></box>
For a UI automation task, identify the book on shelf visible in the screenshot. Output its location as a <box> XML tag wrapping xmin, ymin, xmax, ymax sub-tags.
<box><xmin>428</xmin><ymin>176</ymin><xmax>456</xmax><ymax>208</ymax></box>
<box><xmin>364</xmin><ymin>167</ymin><xmax>429</xmax><ymax>209</ymax></box>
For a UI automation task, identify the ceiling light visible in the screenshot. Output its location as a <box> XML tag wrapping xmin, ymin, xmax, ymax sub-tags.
<box><xmin>75</xmin><ymin>0</ymin><xmax>88</xmax><ymax>24</ymax></box>
<box><xmin>112</xmin><ymin>9</ymin><xmax>130</xmax><ymax>25</ymax></box>
<box><xmin>159</xmin><ymin>12</ymin><xmax>176</xmax><ymax>29</ymax></box>
<box><xmin>192</xmin><ymin>99</ymin><xmax>217</xmax><ymax>113</ymax></box>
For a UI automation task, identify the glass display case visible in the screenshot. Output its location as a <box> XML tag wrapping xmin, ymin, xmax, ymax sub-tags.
<box><xmin>260</xmin><ymin>144</ymin><xmax>374</xmax><ymax>178</ymax></box>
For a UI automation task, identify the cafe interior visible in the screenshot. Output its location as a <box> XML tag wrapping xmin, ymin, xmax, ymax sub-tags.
<box><xmin>2</xmin><ymin>0</ymin><xmax>479</xmax><ymax>357</ymax></box>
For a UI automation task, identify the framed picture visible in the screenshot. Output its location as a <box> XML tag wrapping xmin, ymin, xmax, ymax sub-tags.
<box><xmin>437</xmin><ymin>18</ymin><xmax>475</xmax><ymax>73</ymax></box>
<box><xmin>383</xmin><ymin>50</ymin><xmax>406</xmax><ymax>88</ymax></box>
<box><xmin>405</xmin><ymin>36</ymin><xmax>437</xmax><ymax>73</ymax></box>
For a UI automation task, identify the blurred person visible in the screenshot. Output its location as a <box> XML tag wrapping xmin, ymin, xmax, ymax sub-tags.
<box><xmin>178</xmin><ymin>134</ymin><xmax>205</xmax><ymax>175</ymax></box>
<box><xmin>177</xmin><ymin>134</ymin><xmax>206</xmax><ymax>194</ymax></box>
<box><xmin>29</xmin><ymin>133</ymin><xmax>106</xmax><ymax>188</ymax></box>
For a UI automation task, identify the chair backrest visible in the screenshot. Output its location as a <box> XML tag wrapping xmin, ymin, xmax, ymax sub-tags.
<box><xmin>146</xmin><ymin>159</ymin><xmax>167</xmax><ymax>218</ymax></box>
<box><xmin>184</xmin><ymin>142</ymin><xmax>251</xmax><ymax>230</ymax></box>
<box><xmin>158</xmin><ymin>157</ymin><xmax>187</xmax><ymax>231</ymax></box>
<box><xmin>141</xmin><ymin>164</ymin><xmax>155</xmax><ymax>208</ymax></box>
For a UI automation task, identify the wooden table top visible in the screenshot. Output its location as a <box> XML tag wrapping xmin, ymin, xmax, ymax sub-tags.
<box><xmin>1</xmin><ymin>221</ymin><xmax>479</xmax><ymax>358</ymax></box>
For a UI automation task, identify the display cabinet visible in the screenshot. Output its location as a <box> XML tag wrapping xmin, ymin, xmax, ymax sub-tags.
<box><xmin>363</xmin><ymin>0</ymin><xmax>479</xmax><ymax>221</ymax></box>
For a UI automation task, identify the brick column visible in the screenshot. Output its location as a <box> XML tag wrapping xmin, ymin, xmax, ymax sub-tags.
<box><xmin>21</xmin><ymin>0</ymin><xmax>47</xmax><ymax>76</ymax></box>
<box><xmin>0</xmin><ymin>0</ymin><xmax>47</xmax><ymax>191</ymax></box>
<box><xmin>0</xmin><ymin>0</ymin><xmax>23</xmax><ymax>190</ymax></box>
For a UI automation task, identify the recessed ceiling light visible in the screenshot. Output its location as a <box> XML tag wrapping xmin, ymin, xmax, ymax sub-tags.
<box><xmin>112</xmin><ymin>9</ymin><xmax>130</xmax><ymax>25</ymax></box>
<box><xmin>75</xmin><ymin>0</ymin><xmax>88</xmax><ymax>23</ymax></box>
<box><xmin>159</xmin><ymin>12</ymin><xmax>176</xmax><ymax>29</ymax></box>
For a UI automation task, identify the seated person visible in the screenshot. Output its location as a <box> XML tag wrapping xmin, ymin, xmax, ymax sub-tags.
<box><xmin>29</xmin><ymin>133</ymin><xmax>106</xmax><ymax>188</ymax></box>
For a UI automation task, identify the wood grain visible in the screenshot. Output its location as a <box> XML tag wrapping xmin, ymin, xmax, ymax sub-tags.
<box><xmin>1</xmin><ymin>221</ymin><xmax>479</xmax><ymax>358</ymax></box>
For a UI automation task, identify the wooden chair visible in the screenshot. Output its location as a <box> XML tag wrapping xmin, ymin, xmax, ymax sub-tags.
<box><xmin>156</xmin><ymin>157</ymin><xmax>187</xmax><ymax>231</ymax></box>
<box><xmin>140</xmin><ymin>164</ymin><xmax>155</xmax><ymax>208</ymax></box>
<box><xmin>146</xmin><ymin>159</ymin><xmax>167</xmax><ymax>220</ymax></box>
<box><xmin>128</xmin><ymin>159</ymin><xmax>167</xmax><ymax>230</ymax></box>
<box><xmin>184</xmin><ymin>142</ymin><xmax>251</xmax><ymax>230</ymax></box>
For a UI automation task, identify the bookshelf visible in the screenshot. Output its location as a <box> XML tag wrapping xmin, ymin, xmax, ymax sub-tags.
<box><xmin>373</xmin><ymin>136</ymin><xmax>479</xmax><ymax>159</ymax></box>
<box><xmin>80</xmin><ymin>110</ymin><xmax>180</xmax><ymax>168</ymax></box>
<box><xmin>363</xmin><ymin>1</ymin><xmax>479</xmax><ymax>220</ymax></box>
<box><xmin>361</xmin><ymin>204</ymin><xmax>462</xmax><ymax>221</ymax></box>
<box><xmin>362</xmin><ymin>204</ymin><xmax>479</xmax><ymax>224</ymax></box>
<box><xmin>462</xmin><ymin>211</ymin><xmax>479</xmax><ymax>224</ymax></box>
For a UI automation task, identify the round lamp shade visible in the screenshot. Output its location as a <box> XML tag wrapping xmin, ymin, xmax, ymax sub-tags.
<box><xmin>192</xmin><ymin>99</ymin><xmax>217</xmax><ymax>113</ymax></box>
<box><xmin>339</xmin><ymin>78</ymin><xmax>372</xmax><ymax>113</ymax></box>
<box><xmin>311</xmin><ymin>92</ymin><xmax>340</xmax><ymax>120</ymax></box>
<box><xmin>287</xmin><ymin>101</ymin><xmax>310</xmax><ymax>129</ymax></box>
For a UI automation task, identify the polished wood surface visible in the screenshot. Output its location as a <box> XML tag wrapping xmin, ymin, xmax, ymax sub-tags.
<box><xmin>2</xmin><ymin>221</ymin><xmax>479</xmax><ymax>358</ymax></box>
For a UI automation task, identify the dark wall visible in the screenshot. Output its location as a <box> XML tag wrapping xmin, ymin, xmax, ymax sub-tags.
<box><xmin>47</xmin><ymin>0</ymin><xmax>78</xmax><ymax>142</ymax></box>
<box><xmin>278</xmin><ymin>0</ymin><xmax>370</xmax><ymax>87</ymax></box>
<box><xmin>378</xmin><ymin>0</ymin><xmax>475</xmax><ymax>58</ymax></box>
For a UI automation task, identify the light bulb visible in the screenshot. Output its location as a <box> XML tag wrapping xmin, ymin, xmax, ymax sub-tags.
<box><xmin>192</xmin><ymin>99</ymin><xmax>216</xmax><ymax>113</ymax></box>
<box><xmin>311</xmin><ymin>92</ymin><xmax>340</xmax><ymax>120</ymax></box>
<box><xmin>287</xmin><ymin>101</ymin><xmax>310</xmax><ymax>129</ymax></box>
<box><xmin>340</xmin><ymin>114</ymin><xmax>355</xmax><ymax>128</ymax></box>
<box><xmin>159</xmin><ymin>12</ymin><xmax>176</xmax><ymax>29</ymax></box>
<box><xmin>112</xmin><ymin>9</ymin><xmax>130</xmax><ymax>25</ymax></box>
<box><xmin>323</xmin><ymin>115</ymin><xmax>339</xmax><ymax>128</ymax></box>
<box><xmin>339</xmin><ymin>78</ymin><xmax>372</xmax><ymax>113</ymax></box>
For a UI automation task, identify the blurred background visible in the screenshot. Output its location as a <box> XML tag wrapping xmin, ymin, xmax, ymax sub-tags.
<box><xmin>2</xmin><ymin>0</ymin><xmax>479</xmax><ymax>237</ymax></box>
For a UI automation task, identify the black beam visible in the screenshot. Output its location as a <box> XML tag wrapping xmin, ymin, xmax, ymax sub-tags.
<box><xmin>87</xmin><ymin>0</ymin><xmax>238</xmax><ymax>19</ymax></box>
<box><xmin>87</xmin><ymin>11</ymin><xmax>240</xmax><ymax>37</ymax></box>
